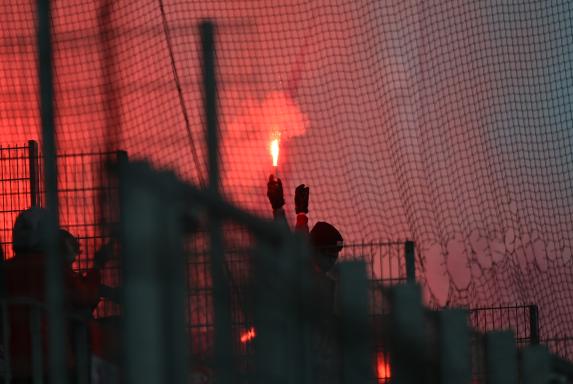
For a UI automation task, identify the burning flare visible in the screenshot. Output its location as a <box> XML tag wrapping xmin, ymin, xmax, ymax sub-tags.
<box><xmin>270</xmin><ymin>138</ymin><xmax>280</xmax><ymax>167</ymax></box>
<box><xmin>377</xmin><ymin>352</ymin><xmax>391</xmax><ymax>381</ymax></box>
<box><xmin>240</xmin><ymin>327</ymin><xmax>256</xmax><ymax>343</ymax></box>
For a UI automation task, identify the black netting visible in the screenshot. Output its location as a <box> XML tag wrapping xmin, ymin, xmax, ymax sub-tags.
<box><xmin>0</xmin><ymin>0</ymin><xmax>572</xmax><ymax>361</ymax></box>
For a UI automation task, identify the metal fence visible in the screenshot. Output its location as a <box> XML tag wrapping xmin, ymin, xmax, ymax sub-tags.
<box><xmin>0</xmin><ymin>141</ymin><xmax>40</xmax><ymax>259</ymax></box>
<box><xmin>0</xmin><ymin>141</ymin><xmax>413</xmax><ymax>384</ymax></box>
<box><xmin>0</xmin><ymin>143</ymin><xmax>123</xmax><ymax>317</ymax></box>
<box><xmin>469</xmin><ymin>304</ymin><xmax>539</xmax><ymax>347</ymax></box>
<box><xmin>184</xmin><ymin>230</ymin><xmax>413</xmax><ymax>383</ymax></box>
<box><xmin>0</xmin><ymin>298</ymin><xmax>93</xmax><ymax>384</ymax></box>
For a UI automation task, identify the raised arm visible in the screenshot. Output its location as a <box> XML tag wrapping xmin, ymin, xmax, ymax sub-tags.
<box><xmin>294</xmin><ymin>184</ymin><xmax>309</xmax><ymax>233</ymax></box>
<box><xmin>267</xmin><ymin>174</ymin><xmax>286</xmax><ymax>222</ymax></box>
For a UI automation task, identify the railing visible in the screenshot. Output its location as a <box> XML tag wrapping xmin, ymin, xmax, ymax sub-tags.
<box><xmin>469</xmin><ymin>304</ymin><xmax>539</xmax><ymax>346</ymax></box>
<box><xmin>0</xmin><ymin>141</ymin><xmax>40</xmax><ymax>259</ymax></box>
<box><xmin>0</xmin><ymin>298</ymin><xmax>92</xmax><ymax>384</ymax></box>
<box><xmin>0</xmin><ymin>143</ymin><xmax>124</xmax><ymax>318</ymax></box>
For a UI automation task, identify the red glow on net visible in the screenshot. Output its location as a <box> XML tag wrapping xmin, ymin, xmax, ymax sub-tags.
<box><xmin>240</xmin><ymin>327</ymin><xmax>256</xmax><ymax>344</ymax></box>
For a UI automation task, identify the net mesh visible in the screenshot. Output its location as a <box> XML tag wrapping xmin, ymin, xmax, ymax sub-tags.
<box><xmin>0</xmin><ymin>0</ymin><xmax>572</xmax><ymax>355</ymax></box>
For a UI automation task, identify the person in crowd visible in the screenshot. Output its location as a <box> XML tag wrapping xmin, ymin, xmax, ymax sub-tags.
<box><xmin>3</xmin><ymin>207</ymin><xmax>112</xmax><ymax>382</ymax></box>
<box><xmin>267</xmin><ymin>175</ymin><xmax>344</xmax><ymax>383</ymax></box>
<box><xmin>266</xmin><ymin>174</ymin><xmax>344</xmax><ymax>273</ymax></box>
<box><xmin>59</xmin><ymin>229</ymin><xmax>102</xmax><ymax>314</ymax></box>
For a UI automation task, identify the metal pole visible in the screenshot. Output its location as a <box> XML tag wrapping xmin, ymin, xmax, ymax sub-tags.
<box><xmin>388</xmin><ymin>284</ymin><xmax>426</xmax><ymax>384</ymax></box>
<box><xmin>202</xmin><ymin>21</ymin><xmax>219</xmax><ymax>192</ymax></box>
<box><xmin>28</xmin><ymin>140</ymin><xmax>39</xmax><ymax>207</ymax></box>
<box><xmin>438</xmin><ymin>309</ymin><xmax>471</xmax><ymax>384</ymax></box>
<box><xmin>201</xmin><ymin>20</ymin><xmax>234</xmax><ymax>383</ymax></box>
<box><xmin>405</xmin><ymin>241</ymin><xmax>415</xmax><ymax>282</ymax></box>
<box><xmin>529</xmin><ymin>305</ymin><xmax>539</xmax><ymax>345</ymax></box>
<box><xmin>485</xmin><ymin>331</ymin><xmax>518</xmax><ymax>384</ymax></box>
<box><xmin>521</xmin><ymin>345</ymin><xmax>550</xmax><ymax>384</ymax></box>
<box><xmin>339</xmin><ymin>261</ymin><xmax>375</xmax><ymax>384</ymax></box>
<box><xmin>2</xmin><ymin>302</ymin><xmax>12</xmax><ymax>384</ymax></box>
<box><xmin>37</xmin><ymin>0</ymin><xmax>66</xmax><ymax>382</ymax></box>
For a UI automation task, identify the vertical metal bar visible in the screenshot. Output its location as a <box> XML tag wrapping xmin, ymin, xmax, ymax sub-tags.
<box><xmin>161</xmin><ymin>172</ymin><xmax>188</xmax><ymax>384</ymax></box>
<box><xmin>201</xmin><ymin>21</ymin><xmax>219</xmax><ymax>192</ymax></box>
<box><xmin>388</xmin><ymin>284</ymin><xmax>426</xmax><ymax>384</ymax></box>
<box><xmin>28</xmin><ymin>140</ymin><xmax>39</xmax><ymax>207</ymax></box>
<box><xmin>74</xmin><ymin>322</ymin><xmax>89</xmax><ymax>384</ymax></box>
<box><xmin>2</xmin><ymin>302</ymin><xmax>11</xmax><ymax>384</ymax></box>
<box><xmin>290</xmin><ymin>233</ymin><xmax>312</xmax><ymax>384</ymax></box>
<box><xmin>201</xmin><ymin>20</ymin><xmax>234</xmax><ymax>384</ymax></box>
<box><xmin>405</xmin><ymin>241</ymin><xmax>415</xmax><ymax>282</ymax></box>
<box><xmin>529</xmin><ymin>305</ymin><xmax>539</xmax><ymax>345</ymax></box>
<box><xmin>254</xmin><ymin>242</ymin><xmax>287</xmax><ymax>384</ymax></box>
<box><xmin>438</xmin><ymin>309</ymin><xmax>471</xmax><ymax>384</ymax></box>
<box><xmin>339</xmin><ymin>261</ymin><xmax>374</xmax><ymax>384</ymax></box>
<box><xmin>98</xmin><ymin>0</ymin><xmax>122</xmax><ymax>153</ymax></box>
<box><xmin>37</xmin><ymin>1</ymin><xmax>66</xmax><ymax>383</ymax></box>
<box><xmin>521</xmin><ymin>345</ymin><xmax>550</xmax><ymax>384</ymax></box>
<box><xmin>30</xmin><ymin>307</ymin><xmax>44</xmax><ymax>384</ymax></box>
<box><xmin>120</xmin><ymin>164</ymin><xmax>164</xmax><ymax>384</ymax></box>
<box><xmin>485</xmin><ymin>331</ymin><xmax>518</xmax><ymax>384</ymax></box>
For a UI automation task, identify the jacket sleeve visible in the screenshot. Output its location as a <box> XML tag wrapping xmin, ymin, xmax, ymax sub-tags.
<box><xmin>66</xmin><ymin>268</ymin><xmax>101</xmax><ymax>309</ymax></box>
<box><xmin>295</xmin><ymin>213</ymin><xmax>309</xmax><ymax>234</ymax></box>
<box><xmin>272</xmin><ymin>207</ymin><xmax>287</xmax><ymax>223</ymax></box>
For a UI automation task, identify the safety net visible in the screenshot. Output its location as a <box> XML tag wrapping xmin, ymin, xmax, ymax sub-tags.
<box><xmin>0</xmin><ymin>0</ymin><xmax>572</xmax><ymax>352</ymax></box>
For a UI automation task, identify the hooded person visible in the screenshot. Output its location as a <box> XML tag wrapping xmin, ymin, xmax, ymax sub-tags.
<box><xmin>3</xmin><ymin>208</ymin><xmax>108</xmax><ymax>380</ymax></box>
<box><xmin>267</xmin><ymin>176</ymin><xmax>344</xmax><ymax>383</ymax></box>
<box><xmin>267</xmin><ymin>175</ymin><xmax>344</xmax><ymax>272</ymax></box>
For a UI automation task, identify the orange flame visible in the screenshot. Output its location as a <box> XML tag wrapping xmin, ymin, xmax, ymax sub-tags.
<box><xmin>270</xmin><ymin>139</ymin><xmax>280</xmax><ymax>167</ymax></box>
<box><xmin>240</xmin><ymin>327</ymin><xmax>256</xmax><ymax>343</ymax></box>
<box><xmin>377</xmin><ymin>352</ymin><xmax>391</xmax><ymax>381</ymax></box>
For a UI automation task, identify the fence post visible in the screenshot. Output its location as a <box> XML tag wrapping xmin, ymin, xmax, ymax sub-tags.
<box><xmin>160</xmin><ymin>171</ymin><xmax>188</xmax><ymax>384</ymax></box>
<box><xmin>201</xmin><ymin>20</ymin><xmax>235</xmax><ymax>384</ymax></box>
<box><xmin>529</xmin><ymin>305</ymin><xmax>539</xmax><ymax>345</ymax></box>
<box><xmin>438</xmin><ymin>309</ymin><xmax>471</xmax><ymax>384</ymax></box>
<box><xmin>405</xmin><ymin>241</ymin><xmax>415</xmax><ymax>283</ymax></box>
<box><xmin>28</xmin><ymin>140</ymin><xmax>40</xmax><ymax>207</ymax></box>
<box><xmin>74</xmin><ymin>322</ymin><xmax>89</xmax><ymax>384</ymax></box>
<box><xmin>485</xmin><ymin>331</ymin><xmax>518</xmax><ymax>384</ymax></box>
<box><xmin>339</xmin><ymin>261</ymin><xmax>374</xmax><ymax>384</ymax></box>
<box><xmin>37</xmin><ymin>0</ymin><xmax>66</xmax><ymax>382</ymax></box>
<box><xmin>120</xmin><ymin>163</ymin><xmax>190</xmax><ymax>384</ymax></box>
<box><xmin>2</xmin><ymin>302</ymin><xmax>11</xmax><ymax>384</ymax></box>
<box><xmin>291</xmin><ymin>233</ymin><xmax>312</xmax><ymax>384</ymax></box>
<box><xmin>388</xmin><ymin>284</ymin><xmax>426</xmax><ymax>384</ymax></box>
<box><xmin>521</xmin><ymin>345</ymin><xmax>550</xmax><ymax>384</ymax></box>
<box><xmin>254</xmin><ymin>241</ymin><xmax>289</xmax><ymax>384</ymax></box>
<box><xmin>120</xmin><ymin>163</ymin><xmax>163</xmax><ymax>384</ymax></box>
<box><xmin>30</xmin><ymin>307</ymin><xmax>43</xmax><ymax>384</ymax></box>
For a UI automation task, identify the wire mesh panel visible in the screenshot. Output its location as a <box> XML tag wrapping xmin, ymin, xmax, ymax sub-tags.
<box><xmin>469</xmin><ymin>305</ymin><xmax>538</xmax><ymax>347</ymax></box>
<box><xmin>185</xmin><ymin>236</ymin><xmax>409</xmax><ymax>383</ymax></box>
<box><xmin>0</xmin><ymin>142</ymin><xmax>39</xmax><ymax>259</ymax></box>
<box><xmin>56</xmin><ymin>151</ymin><xmax>122</xmax><ymax>318</ymax></box>
<box><xmin>0</xmin><ymin>145</ymin><xmax>122</xmax><ymax>317</ymax></box>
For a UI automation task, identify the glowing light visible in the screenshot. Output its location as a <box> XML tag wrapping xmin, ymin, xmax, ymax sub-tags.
<box><xmin>377</xmin><ymin>352</ymin><xmax>391</xmax><ymax>382</ymax></box>
<box><xmin>270</xmin><ymin>139</ymin><xmax>280</xmax><ymax>167</ymax></box>
<box><xmin>240</xmin><ymin>327</ymin><xmax>256</xmax><ymax>343</ymax></box>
